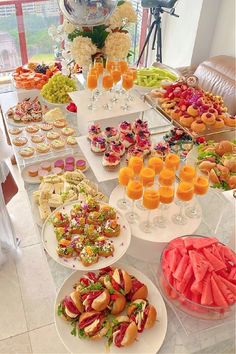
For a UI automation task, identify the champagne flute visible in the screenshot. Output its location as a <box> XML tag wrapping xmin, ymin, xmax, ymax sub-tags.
<box><xmin>106</xmin><ymin>57</ymin><xmax>116</xmax><ymax>73</ymax></box>
<box><xmin>121</xmin><ymin>73</ymin><xmax>134</xmax><ymax>111</ymax></box>
<box><xmin>139</xmin><ymin>188</ymin><xmax>160</xmax><ymax>233</ymax></box>
<box><xmin>172</xmin><ymin>181</ymin><xmax>194</xmax><ymax>225</ymax></box>
<box><xmin>117</xmin><ymin>167</ymin><xmax>134</xmax><ymax>209</ymax></box>
<box><xmin>102</xmin><ymin>71</ymin><xmax>114</xmax><ymax>110</ymax></box>
<box><xmin>136</xmin><ymin>167</ymin><xmax>155</xmax><ymax>210</ymax></box>
<box><xmin>185</xmin><ymin>175</ymin><xmax>209</xmax><ymax>218</ymax></box>
<box><xmin>125</xmin><ymin>180</ymin><xmax>143</xmax><ymax>224</ymax></box>
<box><xmin>111</xmin><ymin>63</ymin><xmax>121</xmax><ymax>102</ymax></box>
<box><xmin>88</xmin><ymin>64</ymin><xmax>98</xmax><ymax>100</ymax></box>
<box><xmin>94</xmin><ymin>57</ymin><xmax>104</xmax><ymax>96</ymax></box>
<box><xmin>87</xmin><ymin>72</ymin><xmax>98</xmax><ymax>110</ymax></box>
<box><xmin>153</xmin><ymin>184</ymin><xmax>175</xmax><ymax>228</ymax></box>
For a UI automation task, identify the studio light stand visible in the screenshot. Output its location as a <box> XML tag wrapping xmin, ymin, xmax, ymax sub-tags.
<box><xmin>137</xmin><ymin>5</ymin><xmax>179</xmax><ymax>66</ymax></box>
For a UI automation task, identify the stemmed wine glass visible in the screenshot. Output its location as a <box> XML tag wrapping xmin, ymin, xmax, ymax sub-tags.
<box><xmin>94</xmin><ymin>57</ymin><xmax>104</xmax><ymax>96</ymax></box>
<box><xmin>139</xmin><ymin>188</ymin><xmax>160</xmax><ymax>233</ymax></box>
<box><xmin>102</xmin><ymin>71</ymin><xmax>114</xmax><ymax>110</ymax></box>
<box><xmin>125</xmin><ymin>180</ymin><xmax>143</xmax><ymax>224</ymax></box>
<box><xmin>110</xmin><ymin>63</ymin><xmax>121</xmax><ymax>102</ymax></box>
<box><xmin>185</xmin><ymin>175</ymin><xmax>209</xmax><ymax>218</ymax></box>
<box><xmin>153</xmin><ymin>184</ymin><xmax>175</xmax><ymax>228</ymax></box>
<box><xmin>117</xmin><ymin>167</ymin><xmax>134</xmax><ymax>210</ymax></box>
<box><xmin>172</xmin><ymin>181</ymin><xmax>194</xmax><ymax>225</ymax></box>
<box><xmin>121</xmin><ymin>73</ymin><xmax>134</xmax><ymax>111</ymax></box>
<box><xmin>87</xmin><ymin>71</ymin><xmax>98</xmax><ymax>110</ymax></box>
<box><xmin>136</xmin><ymin>167</ymin><xmax>155</xmax><ymax>210</ymax></box>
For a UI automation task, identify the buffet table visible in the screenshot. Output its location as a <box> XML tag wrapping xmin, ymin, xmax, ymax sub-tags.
<box><xmin>0</xmin><ymin>90</ymin><xmax>235</xmax><ymax>354</ymax></box>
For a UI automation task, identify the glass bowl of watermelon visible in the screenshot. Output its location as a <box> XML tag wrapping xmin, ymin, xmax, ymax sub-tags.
<box><xmin>158</xmin><ymin>235</ymin><xmax>236</xmax><ymax>320</ymax></box>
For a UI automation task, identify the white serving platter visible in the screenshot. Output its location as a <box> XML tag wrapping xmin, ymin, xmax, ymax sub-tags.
<box><xmin>42</xmin><ymin>201</ymin><xmax>131</xmax><ymax>271</ymax></box>
<box><xmin>55</xmin><ymin>263</ymin><xmax>167</xmax><ymax>354</ymax></box>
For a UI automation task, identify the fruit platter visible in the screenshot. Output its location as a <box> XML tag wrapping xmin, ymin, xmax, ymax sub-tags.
<box><xmin>55</xmin><ymin>264</ymin><xmax>167</xmax><ymax>354</ymax></box>
<box><xmin>147</xmin><ymin>78</ymin><xmax>235</xmax><ymax>138</ymax></box>
<box><xmin>42</xmin><ymin>199</ymin><xmax>131</xmax><ymax>270</ymax></box>
<box><xmin>187</xmin><ymin>140</ymin><xmax>236</xmax><ymax>190</ymax></box>
<box><xmin>22</xmin><ymin>153</ymin><xmax>88</xmax><ymax>184</ymax></box>
<box><xmin>32</xmin><ymin>170</ymin><xmax>105</xmax><ymax>222</ymax></box>
<box><xmin>134</xmin><ymin>64</ymin><xmax>179</xmax><ymax>94</ymax></box>
<box><xmin>6</xmin><ymin>97</ymin><xmax>47</xmax><ymax>126</ymax></box>
<box><xmin>158</xmin><ymin>235</ymin><xmax>236</xmax><ymax>320</ymax></box>
<box><xmin>12</xmin><ymin>62</ymin><xmax>60</xmax><ymax>90</ymax></box>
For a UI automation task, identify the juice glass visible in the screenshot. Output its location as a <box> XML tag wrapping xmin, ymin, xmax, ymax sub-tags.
<box><xmin>126</xmin><ymin>180</ymin><xmax>143</xmax><ymax>223</ymax></box>
<box><xmin>128</xmin><ymin>156</ymin><xmax>143</xmax><ymax>176</ymax></box>
<box><xmin>179</xmin><ymin>165</ymin><xmax>196</xmax><ymax>182</ymax></box>
<box><xmin>87</xmin><ymin>73</ymin><xmax>98</xmax><ymax>110</ymax></box>
<box><xmin>185</xmin><ymin>175</ymin><xmax>209</xmax><ymax>218</ymax></box>
<box><xmin>127</xmin><ymin>68</ymin><xmax>137</xmax><ymax>80</ymax></box>
<box><xmin>94</xmin><ymin>57</ymin><xmax>104</xmax><ymax>76</ymax></box>
<box><xmin>153</xmin><ymin>184</ymin><xmax>175</xmax><ymax>228</ymax></box>
<box><xmin>111</xmin><ymin>63</ymin><xmax>121</xmax><ymax>102</ymax></box>
<box><xmin>106</xmin><ymin>58</ymin><xmax>116</xmax><ymax>73</ymax></box>
<box><xmin>148</xmin><ymin>157</ymin><xmax>164</xmax><ymax>175</ymax></box>
<box><xmin>136</xmin><ymin>167</ymin><xmax>155</xmax><ymax>210</ymax></box>
<box><xmin>172</xmin><ymin>182</ymin><xmax>194</xmax><ymax>225</ymax></box>
<box><xmin>140</xmin><ymin>189</ymin><xmax>160</xmax><ymax>233</ymax></box>
<box><xmin>121</xmin><ymin>73</ymin><xmax>134</xmax><ymax>111</ymax></box>
<box><xmin>119</xmin><ymin>58</ymin><xmax>128</xmax><ymax>74</ymax></box>
<box><xmin>159</xmin><ymin>168</ymin><xmax>175</xmax><ymax>186</ymax></box>
<box><xmin>165</xmin><ymin>153</ymin><xmax>180</xmax><ymax>171</ymax></box>
<box><xmin>117</xmin><ymin>167</ymin><xmax>134</xmax><ymax>210</ymax></box>
<box><xmin>102</xmin><ymin>72</ymin><xmax>114</xmax><ymax>110</ymax></box>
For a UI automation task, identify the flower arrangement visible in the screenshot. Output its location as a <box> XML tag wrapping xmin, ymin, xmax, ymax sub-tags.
<box><xmin>63</xmin><ymin>0</ymin><xmax>137</xmax><ymax>68</ymax></box>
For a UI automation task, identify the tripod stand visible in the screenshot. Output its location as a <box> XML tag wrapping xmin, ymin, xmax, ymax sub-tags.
<box><xmin>137</xmin><ymin>6</ymin><xmax>179</xmax><ymax>66</ymax></box>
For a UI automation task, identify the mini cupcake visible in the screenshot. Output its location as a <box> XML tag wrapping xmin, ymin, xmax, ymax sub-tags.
<box><xmin>65</xmin><ymin>156</ymin><xmax>75</xmax><ymax>166</ymax></box>
<box><xmin>102</xmin><ymin>127</ymin><xmax>119</xmax><ymax>142</ymax></box>
<box><xmin>118</xmin><ymin>121</ymin><xmax>132</xmax><ymax>134</ymax></box>
<box><xmin>40</xmin><ymin>162</ymin><xmax>51</xmax><ymax>172</ymax></box>
<box><xmin>135</xmin><ymin>136</ymin><xmax>151</xmax><ymax>156</ymax></box>
<box><xmin>126</xmin><ymin>146</ymin><xmax>144</xmax><ymax>161</ymax></box>
<box><xmin>151</xmin><ymin>142</ymin><xmax>170</xmax><ymax>158</ymax></box>
<box><xmin>102</xmin><ymin>151</ymin><xmax>120</xmax><ymax>170</ymax></box>
<box><xmin>64</xmin><ymin>164</ymin><xmax>75</xmax><ymax>172</ymax></box>
<box><xmin>132</xmin><ymin>119</ymin><xmax>148</xmax><ymax>133</ymax></box>
<box><xmin>91</xmin><ymin>136</ymin><xmax>107</xmax><ymax>154</ymax></box>
<box><xmin>120</xmin><ymin>132</ymin><xmax>135</xmax><ymax>149</ymax></box>
<box><xmin>109</xmin><ymin>140</ymin><xmax>125</xmax><ymax>157</ymax></box>
<box><xmin>54</xmin><ymin>159</ymin><xmax>64</xmax><ymax>169</ymax></box>
<box><xmin>76</xmin><ymin>159</ymin><xmax>86</xmax><ymax>171</ymax></box>
<box><xmin>88</xmin><ymin>124</ymin><xmax>101</xmax><ymax>141</ymax></box>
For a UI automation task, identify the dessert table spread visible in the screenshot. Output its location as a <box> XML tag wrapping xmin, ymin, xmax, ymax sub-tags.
<box><xmin>0</xmin><ymin>89</ymin><xmax>235</xmax><ymax>354</ymax></box>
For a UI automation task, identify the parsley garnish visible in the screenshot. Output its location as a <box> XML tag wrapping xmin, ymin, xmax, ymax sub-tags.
<box><xmin>57</xmin><ymin>303</ymin><xmax>63</xmax><ymax>316</ymax></box>
<box><xmin>78</xmin><ymin>329</ymin><xmax>86</xmax><ymax>338</ymax></box>
<box><xmin>80</xmin><ymin>282</ymin><xmax>103</xmax><ymax>293</ymax></box>
<box><xmin>109</xmin><ymin>288</ymin><xmax>115</xmax><ymax>294</ymax></box>
<box><xmin>71</xmin><ymin>326</ymin><xmax>77</xmax><ymax>336</ymax></box>
<box><xmin>135</xmin><ymin>302</ymin><xmax>143</xmax><ymax>311</ymax></box>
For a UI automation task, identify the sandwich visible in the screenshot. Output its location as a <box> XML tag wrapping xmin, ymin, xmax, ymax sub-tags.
<box><xmin>78</xmin><ymin>311</ymin><xmax>109</xmax><ymax>339</ymax></box>
<box><xmin>58</xmin><ymin>290</ymin><xmax>84</xmax><ymax>321</ymax></box>
<box><xmin>102</xmin><ymin>268</ymin><xmax>132</xmax><ymax>295</ymax></box>
<box><xmin>111</xmin><ymin>316</ymin><xmax>138</xmax><ymax>347</ymax></box>
<box><xmin>127</xmin><ymin>299</ymin><xmax>157</xmax><ymax>332</ymax></box>
<box><xmin>126</xmin><ymin>276</ymin><xmax>148</xmax><ymax>301</ymax></box>
<box><xmin>79</xmin><ymin>283</ymin><xmax>110</xmax><ymax>312</ymax></box>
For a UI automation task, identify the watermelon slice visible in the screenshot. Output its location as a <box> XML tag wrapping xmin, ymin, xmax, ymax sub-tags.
<box><xmin>191</xmin><ymin>279</ymin><xmax>203</xmax><ymax>295</ymax></box>
<box><xmin>217</xmin><ymin>269</ymin><xmax>229</xmax><ymax>279</ymax></box>
<box><xmin>192</xmin><ymin>237</ymin><xmax>218</xmax><ymax>250</ymax></box>
<box><xmin>203</xmin><ymin>247</ymin><xmax>226</xmax><ymax>272</ymax></box>
<box><xmin>183</xmin><ymin>237</ymin><xmax>194</xmax><ymax>249</ymax></box>
<box><xmin>178</xmin><ymin>264</ymin><xmax>194</xmax><ymax>293</ymax></box>
<box><xmin>201</xmin><ymin>274</ymin><xmax>213</xmax><ymax>305</ymax></box>
<box><xmin>164</xmin><ymin>247</ymin><xmax>182</xmax><ymax>273</ymax></box>
<box><xmin>189</xmin><ymin>250</ymin><xmax>209</xmax><ymax>282</ymax></box>
<box><xmin>211</xmin><ymin>276</ymin><xmax>228</xmax><ymax>308</ymax></box>
<box><xmin>218</xmin><ymin>276</ymin><xmax>236</xmax><ymax>296</ymax></box>
<box><xmin>173</xmin><ymin>254</ymin><xmax>189</xmax><ymax>281</ymax></box>
<box><xmin>219</xmin><ymin>245</ymin><xmax>236</xmax><ymax>265</ymax></box>
<box><xmin>168</xmin><ymin>237</ymin><xmax>185</xmax><ymax>250</ymax></box>
<box><xmin>208</xmin><ymin>244</ymin><xmax>224</xmax><ymax>262</ymax></box>
<box><xmin>212</xmin><ymin>272</ymin><xmax>236</xmax><ymax>305</ymax></box>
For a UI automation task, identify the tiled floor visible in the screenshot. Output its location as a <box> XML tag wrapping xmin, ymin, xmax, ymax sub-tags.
<box><xmin>0</xmin><ymin>163</ymin><xmax>68</xmax><ymax>353</ymax></box>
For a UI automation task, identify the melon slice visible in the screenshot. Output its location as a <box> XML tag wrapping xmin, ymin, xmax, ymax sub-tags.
<box><xmin>183</xmin><ymin>237</ymin><xmax>194</xmax><ymax>249</ymax></box>
<box><xmin>218</xmin><ymin>276</ymin><xmax>236</xmax><ymax>296</ymax></box>
<box><xmin>201</xmin><ymin>273</ymin><xmax>213</xmax><ymax>306</ymax></box>
<box><xmin>191</xmin><ymin>279</ymin><xmax>203</xmax><ymax>295</ymax></box>
<box><xmin>212</xmin><ymin>272</ymin><xmax>236</xmax><ymax>305</ymax></box>
<box><xmin>208</xmin><ymin>244</ymin><xmax>224</xmax><ymax>262</ymax></box>
<box><xmin>219</xmin><ymin>245</ymin><xmax>236</xmax><ymax>265</ymax></box>
<box><xmin>165</xmin><ymin>247</ymin><xmax>182</xmax><ymax>273</ymax></box>
<box><xmin>203</xmin><ymin>247</ymin><xmax>226</xmax><ymax>272</ymax></box>
<box><xmin>189</xmin><ymin>250</ymin><xmax>209</xmax><ymax>282</ymax></box>
<box><xmin>169</xmin><ymin>238</ymin><xmax>185</xmax><ymax>250</ymax></box>
<box><xmin>228</xmin><ymin>267</ymin><xmax>236</xmax><ymax>283</ymax></box>
<box><xmin>173</xmin><ymin>254</ymin><xmax>189</xmax><ymax>281</ymax></box>
<box><xmin>192</xmin><ymin>237</ymin><xmax>218</xmax><ymax>250</ymax></box>
<box><xmin>178</xmin><ymin>264</ymin><xmax>194</xmax><ymax>293</ymax></box>
<box><xmin>211</xmin><ymin>276</ymin><xmax>228</xmax><ymax>308</ymax></box>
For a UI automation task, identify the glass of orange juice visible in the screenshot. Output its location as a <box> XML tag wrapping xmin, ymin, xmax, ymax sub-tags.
<box><xmin>172</xmin><ymin>181</ymin><xmax>194</xmax><ymax>225</ymax></box>
<box><xmin>119</xmin><ymin>58</ymin><xmax>128</xmax><ymax>74</ymax></box>
<box><xmin>185</xmin><ymin>175</ymin><xmax>209</xmax><ymax>218</ymax></box>
<box><xmin>117</xmin><ymin>167</ymin><xmax>134</xmax><ymax>209</ymax></box>
<box><xmin>126</xmin><ymin>180</ymin><xmax>143</xmax><ymax>223</ymax></box>
<box><xmin>136</xmin><ymin>167</ymin><xmax>155</xmax><ymax>210</ymax></box>
<box><xmin>128</xmin><ymin>156</ymin><xmax>143</xmax><ymax>177</ymax></box>
<box><xmin>94</xmin><ymin>57</ymin><xmax>104</xmax><ymax>76</ymax></box>
<box><xmin>102</xmin><ymin>71</ymin><xmax>114</xmax><ymax>110</ymax></box>
<box><xmin>140</xmin><ymin>188</ymin><xmax>160</xmax><ymax>233</ymax></box>
<box><xmin>106</xmin><ymin>57</ymin><xmax>116</xmax><ymax>73</ymax></box>
<box><xmin>159</xmin><ymin>168</ymin><xmax>175</xmax><ymax>186</ymax></box>
<box><xmin>153</xmin><ymin>184</ymin><xmax>175</xmax><ymax>228</ymax></box>
<box><xmin>111</xmin><ymin>63</ymin><xmax>121</xmax><ymax>102</ymax></box>
<box><xmin>179</xmin><ymin>164</ymin><xmax>196</xmax><ymax>182</ymax></box>
<box><xmin>121</xmin><ymin>73</ymin><xmax>134</xmax><ymax>111</ymax></box>
<box><xmin>87</xmin><ymin>72</ymin><xmax>98</xmax><ymax>110</ymax></box>
<box><xmin>165</xmin><ymin>153</ymin><xmax>180</xmax><ymax>171</ymax></box>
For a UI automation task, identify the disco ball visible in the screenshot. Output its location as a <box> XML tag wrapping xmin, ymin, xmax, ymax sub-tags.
<box><xmin>59</xmin><ymin>0</ymin><xmax>118</xmax><ymax>27</ymax></box>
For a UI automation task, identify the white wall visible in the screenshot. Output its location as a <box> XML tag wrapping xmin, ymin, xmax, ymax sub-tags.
<box><xmin>209</xmin><ymin>0</ymin><xmax>236</xmax><ymax>57</ymax></box>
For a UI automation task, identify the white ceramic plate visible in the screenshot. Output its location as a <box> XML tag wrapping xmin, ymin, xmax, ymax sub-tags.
<box><xmin>21</xmin><ymin>153</ymin><xmax>89</xmax><ymax>184</ymax></box>
<box><xmin>109</xmin><ymin>185</ymin><xmax>202</xmax><ymax>243</ymax></box>
<box><xmin>54</xmin><ymin>263</ymin><xmax>167</xmax><ymax>354</ymax></box>
<box><xmin>42</xmin><ymin>201</ymin><xmax>131</xmax><ymax>271</ymax></box>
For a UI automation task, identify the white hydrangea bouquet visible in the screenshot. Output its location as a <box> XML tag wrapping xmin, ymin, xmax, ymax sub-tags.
<box><xmin>63</xmin><ymin>0</ymin><xmax>137</xmax><ymax>68</ymax></box>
